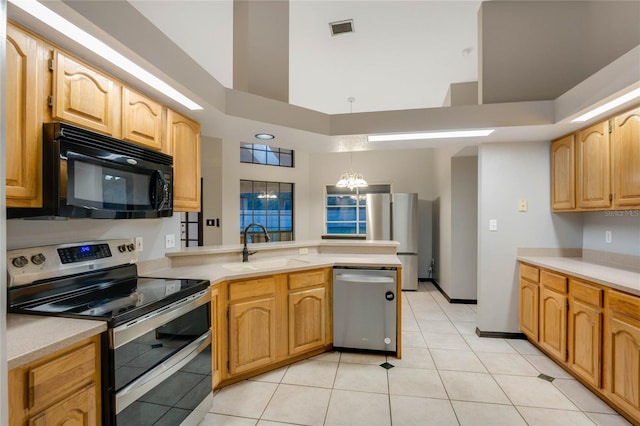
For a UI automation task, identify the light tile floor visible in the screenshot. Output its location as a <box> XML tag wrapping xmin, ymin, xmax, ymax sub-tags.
<box><xmin>199</xmin><ymin>281</ymin><xmax>632</xmax><ymax>426</ymax></box>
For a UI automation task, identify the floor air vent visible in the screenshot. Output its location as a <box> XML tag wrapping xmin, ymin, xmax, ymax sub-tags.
<box><xmin>329</xmin><ymin>19</ymin><xmax>354</xmax><ymax>36</ymax></box>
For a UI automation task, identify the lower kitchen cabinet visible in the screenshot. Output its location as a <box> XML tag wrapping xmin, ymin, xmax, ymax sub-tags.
<box><xmin>568</xmin><ymin>279</ymin><xmax>603</xmax><ymax>388</ymax></box>
<box><xmin>228</xmin><ymin>295</ymin><xmax>277</xmax><ymax>375</ymax></box>
<box><xmin>539</xmin><ymin>270</ymin><xmax>568</xmax><ymax>361</ymax></box>
<box><xmin>519</xmin><ymin>263</ymin><xmax>540</xmax><ymax>341</ymax></box>
<box><xmin>288</xmin><ymin>268</ymin><xmax>331</xmax><ymax>355</ymax></box>
<box><xmin>518</xmin><ymin>262</ymin><xmax>640</xmax><ymax>424</ymax></box>
<box><xmin>218</xmin><ymin>267</ymin><xmax>332</xmax><ymax>385</ymax></box>
<box><xmin>8</xmin><ymin>335</ymin><xmax>101</xmax><ymax>425</ymax></box>
<box><xmin>211</xmin><ymin>284</ymin><xmax>223</xmax><ymax>389</ymax></box>
<box><xmin>606</xmin><ymin>290</ymin><xmax>640</xmax><ymax>417</ymax></box>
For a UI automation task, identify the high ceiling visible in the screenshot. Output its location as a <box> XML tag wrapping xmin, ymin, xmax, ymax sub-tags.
<box><xmin>129</xmin><ymin>0</ymin><xmax>481</xmax><ymax>115</ymax></box>
<box><xmin>7</xmin><ymin>1</ymin><xmax>640</xmax><ymax>153</ymax></box>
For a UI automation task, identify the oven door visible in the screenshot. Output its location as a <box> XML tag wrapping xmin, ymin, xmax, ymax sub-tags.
<box><xmin>63</xmin><ymin>149</ymin><xmax>172</xmax><ymax>219</ymax></box>
<box><xmin>108</xmin><ymin>290</ymin><xmax>211</xmax><ymax>425</ymax></box>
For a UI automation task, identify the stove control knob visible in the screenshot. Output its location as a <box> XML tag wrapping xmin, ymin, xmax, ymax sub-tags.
<box><xmin>127</xmin><ymin>243</ymin><xmax>136</xmax><ymax>252</ymax></box>
<box><xmin>12</xmin><ymin>256</ymin><xmax>29</xmax><ymax>268</ymax></box>
<box><xmin>31</xmin><ymin>253</ymin><xmax>46</xmax><ymax>265</ymax></box>
<box><xmin>118</xmin><ymin>244</ymin><xmax>127</xmax><ymax>253</ymax></box>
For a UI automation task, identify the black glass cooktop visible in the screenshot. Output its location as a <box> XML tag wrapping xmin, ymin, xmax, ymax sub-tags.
<box><xmin>8</xmin><ymin>264</ymin><xmax>209</xmax><ymax>327</ymax></box>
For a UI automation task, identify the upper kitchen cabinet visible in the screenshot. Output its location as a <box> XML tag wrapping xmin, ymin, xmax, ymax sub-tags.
<box><xmin>51</xmin><ymin>50</ymin><xmax>120</xmax><ymax>136</ymax></box>
<box><xmin>121</xmin><ymin>87</ymin><xmax>164</xmax><ymax>151</ymax></box>
<box><xmin>5</xmin><ymin>23</ymin><xmax>51</xmax><ymax>208</ymax></box>
<box><xmin>551</xmin><ymin>134</ymin><xmax>576</xmax><ymax>211</ymax></box>
<box><xmin>576</xmin><ymin>121</ymin><xmax>611</xmax><ymax>210</ymax></box>
<box><xmin>166</xmin><ymin>109</ymin><xmax>201</xmax><ymax>212</ymax></box>
<box><xmin>612</xmin><ymin>107</ymin><xmax>640</xmax><ymax>209</ymax></box>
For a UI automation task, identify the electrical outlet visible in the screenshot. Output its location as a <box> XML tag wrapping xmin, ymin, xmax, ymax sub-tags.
<box><xmin>605</xmin><ymin>230</ymin><xmax>612</xmax><ymax>244</ymax></box>
<box><xmin>489</xmin><ymin>219</ymin><xmax>498</xmax><ymax>231</ymax></box>
<box><xmin>165</xmin><ymin>234</ymin><xmax>176</xmax><ymax>249</ymax></box>
<box><xmin>518</xmin><ymin>199</ymin><xmax>528</xmax><ymax>212</ymax></box>
<box><xmin>299</xmin><ymin>247</ymin><xmax>309</xmax><ymax>255</ymax></box>
<box><xmin>135</xmin><ymin>236</ymin><xmax>143</xmax><ymax>252</ymax></box>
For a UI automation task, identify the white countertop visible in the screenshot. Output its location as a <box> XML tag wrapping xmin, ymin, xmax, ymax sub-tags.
<box><xmin>517</xmin><ymin>256</ymin><xmax>640</xmax><ymax>296</ymax></box>
<box><xmin>6</xmin><ymin>314</ymin><xmax>107</xmax><ymax>369</ymax></box>
<box><xmin>144</xmin><ymin>253</ymin><xmax>402</xmax><ymax>283</ymax></box>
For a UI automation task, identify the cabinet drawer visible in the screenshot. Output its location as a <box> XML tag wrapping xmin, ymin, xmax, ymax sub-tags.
<box><xmin>289</xmin><ymin>269</ymin><xmax>328</xmax><ymax>290</ymax></box>
<box><xmin>569</xmin><ymin>279</ymin><xmax>603</xmax><ymax>307</ymax></box>
<box><xmin>609</xmin><ymin>289</ymin><xmax>640</xmax><ymax>320</ymax></box>
<box><xmin>28</xmin><ymin>342</ymin><xmax>96</xmax><ymax>411</ymax></box>
<box><xmin>520</xmin><ymin>263</ymin><xmax>540</xmax><ymax>283</ymax></box>
<box><xmin>229</xmin><ymin>277</ymin><xmax>276</xmax><ymax>301</ymax></box>
<box><xmin>541</xmin><ymin>270</ymin><xmax>567</xmax><ymax>293</ymax></box>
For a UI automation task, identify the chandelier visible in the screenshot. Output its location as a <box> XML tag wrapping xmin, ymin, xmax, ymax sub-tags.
<box><xmin>336</xmin><ymin>171</ymin><xmax>368</xmax><ymax>190</ymax></box>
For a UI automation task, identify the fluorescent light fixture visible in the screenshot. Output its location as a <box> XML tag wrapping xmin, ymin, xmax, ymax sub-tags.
<box><xmin>9</xmin><ymin>0</ymin><xmax>203</xmax><ymax>111</ymax></box>
<box><xmin>571</xmin><ymin>88</ymin><xmax>640</xmax><ymax>122</ymax></box>
<box><xmin>368</xmin><ymin>129</ymin><xmax>495</xmax><ymax>142</ymax></box>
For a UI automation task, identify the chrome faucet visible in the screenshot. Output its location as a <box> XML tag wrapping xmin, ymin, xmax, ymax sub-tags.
<box><xmin>242</xmin><ymin>223</ymin><xmax>271</xmax><ymax>262</ymax></box>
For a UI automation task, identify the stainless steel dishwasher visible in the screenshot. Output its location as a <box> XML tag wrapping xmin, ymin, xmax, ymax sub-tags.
<box><xmin>333</xmin><ymin>267</ymin><xmax>397</xmax><ymax>352</ymax></box>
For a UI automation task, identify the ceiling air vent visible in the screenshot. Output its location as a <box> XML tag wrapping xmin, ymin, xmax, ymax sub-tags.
<box><xmin>329</xmin><ymin>19</ymin><xmax>354</xmax><ymax>36</ymax></box>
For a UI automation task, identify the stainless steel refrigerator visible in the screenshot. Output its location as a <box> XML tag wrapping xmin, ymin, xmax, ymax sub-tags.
<box><xmin>366</xmin><ymin>193</ymin><xmax>419</xmax><ymax>290</ymax></box>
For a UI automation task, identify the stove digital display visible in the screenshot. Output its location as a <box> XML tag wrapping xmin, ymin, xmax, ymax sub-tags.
<box><xmin>58</xmin><ymin>243</ymin><xmax>112</xmax><ymax>264</ymax></box>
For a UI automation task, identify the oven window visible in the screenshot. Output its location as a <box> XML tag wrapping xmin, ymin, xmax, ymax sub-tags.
<box><xmin>114</xmin><ymin>303</ymin><xmax>210</xmax><ymax>392</ymax></box>
<box><xmin>71</xmin><ymin>159</ymin><xmax>152</xmax><ymax>208</ymax></box>
<box><xmin>117</xmin><ymin>345</ymin><xmax>211</xmax><ymax>425</ymax></box>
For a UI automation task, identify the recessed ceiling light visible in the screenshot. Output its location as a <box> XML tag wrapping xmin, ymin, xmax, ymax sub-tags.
<box><xmin>368</xmin><ymin>129</ymin><xmax>495</xmax><ymax>142</ymax></box>
<box><xmin>255</xmin><ymin>133</ymin><xmax>275</xmax><ymax>140</ymax></box>
<box><xmin>8</xmin><ymin>0</ymin><xmax>203</xmax><ymax>111</ymax></box>
<box><xmin>571</xmin><ymin>87</ymin><xmax>640</xmax><ymax>122</ymax></box>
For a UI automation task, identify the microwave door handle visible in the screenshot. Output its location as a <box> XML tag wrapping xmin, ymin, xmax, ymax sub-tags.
<box><xmin>150</xmin><ymin>170</ymin><xmax>168</xmax><ymax>210</ymax></box>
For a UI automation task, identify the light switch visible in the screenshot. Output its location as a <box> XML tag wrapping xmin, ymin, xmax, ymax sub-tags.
<box><xmin>518</xmin><ymin>199</ymin><xmax>528</xmax><ymax>212</ymax></box>
<box><xmin>489</xmin><ymin>219</ymin><xmax>498</xmax><ymax>231</ymax></box>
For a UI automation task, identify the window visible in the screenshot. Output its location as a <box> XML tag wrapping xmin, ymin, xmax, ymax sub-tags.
<box><xmin>180</xmin><ymin>212</ymin><xmax>202</xmax><ymax>247</ymax></box>
<box><xmin>240</xmin><ymin>143</ymin><xmax>294</xmax><ymax>167</ymax></box>
<box><xmin>325</xmin><ymin>184</ymin><xmax>391</xmax><ymax>235</ymax></box>
<box><xmin>240</xmin><ymin>180</ymin><xmax>294</xmax><ymax>242</ymax></box>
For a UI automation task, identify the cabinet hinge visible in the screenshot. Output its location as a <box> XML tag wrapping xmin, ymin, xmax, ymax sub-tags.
<box><xmin>47</xmin><ymin>96</ymin><xmax>53</xmax><ymax>107</ymax></box>
<box><xmin>47</xmin><ymin>58</ymin><xmax>54</xmax><ymax>71</ymax></box>
<box><xmin>608</xmin><ymin>121</ymin><xmax>612</xmax><ymax>134</ymax></box>
<box><xmin>609</xmin><ymin>193</ymin><xmax>613</xmax><ymax>202</ymax></box>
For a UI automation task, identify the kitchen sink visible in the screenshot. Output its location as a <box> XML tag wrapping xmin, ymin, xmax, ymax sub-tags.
<box><xmin>222</xmin><ymin>258</ymin><xmax>310</xmax><ymax>272</ymax></box>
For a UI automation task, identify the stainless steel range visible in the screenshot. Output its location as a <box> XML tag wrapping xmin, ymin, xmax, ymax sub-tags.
<box><xmin>7</xmin><ymin>239</ymin><xmax>212</xmax><ymax>425</ymax></box>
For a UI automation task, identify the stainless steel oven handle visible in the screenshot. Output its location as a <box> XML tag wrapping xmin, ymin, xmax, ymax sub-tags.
<box><xmin>112</xmin><ymin>289</ymin><xmax>210</xmax><ymax>349</ymax></box>
<box><xmin>115</xmin><ymin>329</ymin><xmax>212</xmax><ymax>414</ymax></box>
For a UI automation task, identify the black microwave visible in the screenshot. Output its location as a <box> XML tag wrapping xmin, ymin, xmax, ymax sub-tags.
<box><xmin>8</xmin><ymin>122</ymin><xmax>173</xmax><ymax>219</ymax></box>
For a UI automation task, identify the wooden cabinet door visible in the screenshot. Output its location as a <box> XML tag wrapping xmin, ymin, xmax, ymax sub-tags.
<box><xmin>228</xmin><ymin>297</ymin><xmax>276</xmax><ymax>375</ymax></box>
<box><xmin>121</xmin><ymin>87</ymin><xmax>163</xmax><ymax>151</ymax></box>
<box><xmin>52</xmin><ymin>51</ymin><xmax>117</xmax><ymax>136</ymax></box>
<box><xmin>568</xmin><ymin>297</ymin><xmax>602</xmax><ymax>387</ymax></box>
<box><xmin>612</xmin><ymin>107</ymin><xmax>640</xmax><ymax>209</ymax></box>
<box><xmin>211</xmin><ymin>285</ymin><xmax>222</xmax><ymax>389</ymax></box>
<box><xmin>576</xmin><ymin>121</ymin><xmax>611</xmax><ymax>209</ymax></box>
<box><xmin>540</xmin><ymin>286</ymin><xmax>568</xmax><ymax>361</ymax></box>
<box><xmin>289</xmin><ymin>287</ymin><xmax>327</xmax><ymax>355</ymax></box>
<box><xmin>551</xmin><ymin>134</ymin><xmax>576</xmax><ymax>210</ymax></box>
<box><xmin>29</xmin><ymin>385</ymin><xmax>96</xmax><ymax>426</ymax></box>
<box><xmin>519</xmin><ymin>279</ymin><xmax>539</xmax><ymax>341</ymax></box>
<box><xmin>607</xmin><ymin>314</ymin><xmax>640</xmax><ymax>415</ymax></box>
<box><xmin>5</xmin><ymin>24</ymin><xmax>47</xmax><ymax>208</ymax></box>
<box><xmin>166</xmin><ymin>109</ymin><xmax>201</xmax><ymax>212</ymax></box>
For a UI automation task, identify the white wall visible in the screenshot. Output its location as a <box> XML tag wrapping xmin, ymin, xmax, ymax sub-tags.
<box><xmin>219</xmin><ymin>138</ymin><xmax>312</xmax><ymax>245</ymax></box>
<box><xmin>6</xmin><ymin>216</ymin><xmax>181</xmax><ymax>262</ymax></box>
<box><xmin>582</xmin><ymin>211</ymin><xmax>640</xmax><ymax>256</ymax></box>
<box><xmin>450</xmin><ymin>156</ymin><xmax>478</xmax><ymax>300</ymax></box>
<box><xmin>477</xmin><ymin>141</ymin><xmax>583</xmax><ymax>333</ymax></box>
<box><xmin>307</xmin><ymin>150</ymin><xmax>435</xmax><ymax>249</ymax></box>
<box><xmin>201</xmin><ymin>136</ymin><xmax>223</xmax><ymax>246</ymax></box>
